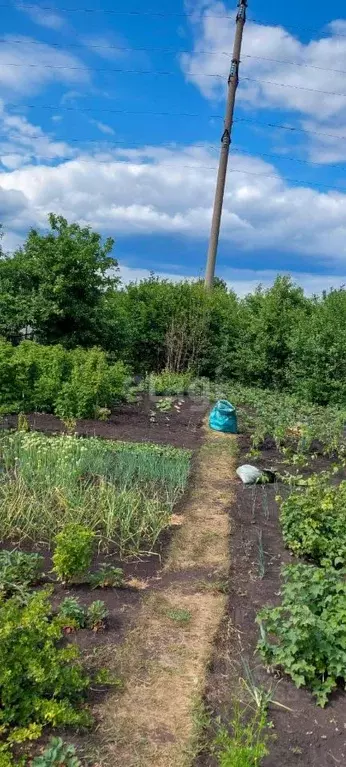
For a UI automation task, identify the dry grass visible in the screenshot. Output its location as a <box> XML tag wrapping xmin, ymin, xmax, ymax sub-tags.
<box><xmin>94</xmin><ymin>426</ymin><xmax>237</xmax><ymax>767</ymax></box>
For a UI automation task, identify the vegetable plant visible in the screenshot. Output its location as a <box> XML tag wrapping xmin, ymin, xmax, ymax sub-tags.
<box><xmin>86</xmin><ymin>600</ymin><xmax>109</xmax><ymax>631</ymax></box>
<box><xmin>31</xmin><ymin>738</ymin><xmax>82</xmax><ymax>767</ymax></box>
<box><xmin>58</xmin><ymin>598</ymin><xmax>86</xmax><ymax>631</ymax></box>
<box><xmin>52</xmin><ymin>524</ymin><xmax>95</xmax><ymax>584</ymax></box>
<box><xmin>280</xmin><ymin>472</ymin><xmax>346</xmax><ymax>567</ymax></box>
<box><xmin>0</xmin><ymin>550</ymin><xmax>44</xmax><ymax>597</ymax></box>
<box><xmin>89</xmin><ymin>565</ymin><xmax>124</xmax><ymax>589</ymax></box>
<box><xmin>0</xmin><ymin>589</ymin><xmax>90</xmax><ymax>760</ymax></box>
<box><xmin>257</xmin><ymin>563</ymin><xmax>346</xmax><ymax>706</ymax></box>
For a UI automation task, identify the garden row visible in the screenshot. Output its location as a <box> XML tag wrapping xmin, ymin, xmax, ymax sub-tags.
<box><xmin>196</xmin><ymin>385</ymin><xmax>346</xmax><ymax>767</ymax></box>
<box><xmin>0</xmin><ymin>430</ymin><xmax>192</xmax><ymax>766</ymax></box>
<box><xmin>236</xmin><ymin>386</ymin><xmax>346</xmax><ymax>706</ymax></box>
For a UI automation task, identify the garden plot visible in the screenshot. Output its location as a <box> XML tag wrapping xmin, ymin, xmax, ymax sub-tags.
<box><xmin>0</xmin><ymin>430</ymin><xmax>193</xmax><ymax>766</ymax></box>
<box><xmin>196</xmin><ymin>388</ymin><xmax>346</xmax><ymax>767</ymax></box>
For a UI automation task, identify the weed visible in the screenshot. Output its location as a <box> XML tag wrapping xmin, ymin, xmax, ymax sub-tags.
<box><xmin>166</xmin><ymin>607</ymin><xmax>192</xmax><ymax>624</ymax></box>
<box><xmin>52</xmin><ymin>524</ymin><xmax>95</xmax><ymax>584</ymax></box>
<box><xmin>256</xmin><ymin>530</ymin><xmax>265</xmax><ymax>579</ymax></box>
<box><xmin>17</xmin><ymin>413</ymin><xmax>29</xmax><ymax>432</ymax></box>
<box><xmin>212</xmin><ymin>703</ymin><xmax>270</xmax><ymax>766</ymax></box>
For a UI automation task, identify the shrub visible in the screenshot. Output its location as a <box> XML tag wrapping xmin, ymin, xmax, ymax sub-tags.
<box><xmin>31</xmin><ymin>737</ymin><xmax>82</xmax><ymax>767</ymax></box>
<box><xmin>58</xmin><ymin>598</ymin><xmax>86</xmax><ymax>630</ymax></box>
<box><xmin>0</xmin><ymin>589</ymin><xmax>90</xmax><ymax>755</ymax></box>
<box><xmin>280</xmin><ymin>473</ymin><xmax>346</xmax><ymax>567</ymax></box>
<box><xmin>257</xmin><ymin>563</ymin><xmax>346</xmax><ymax>706</ymax></box>
<box><xmin>52</xmin><ymin>524</ymin><xmax>95</xmax><ymax>583</ymax></box>
<box><xmin>0</xmin><ymin>550</ymin><xmax>44</xmax><ymax>597</ymax></box>
<box><xmin>0</xmin><ymin>341</ymin><xmax>129</xmax><ymax>419</ymax></box>
<box><xmin>145</xmin><ymin>371</ymin><xmax>193</xmax><ymax>396</ymax></box>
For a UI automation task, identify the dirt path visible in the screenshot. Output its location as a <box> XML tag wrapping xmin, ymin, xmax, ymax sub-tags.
<box><xmin>94</xmin><ymin>428</ymin><xmax>236</xmax><ymax>767</ymax></box>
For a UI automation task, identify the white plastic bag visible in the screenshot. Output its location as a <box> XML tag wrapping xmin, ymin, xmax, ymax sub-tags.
<box><xmin>236</xmin><ymin>465</ymin><xmax>263</xmax><ymax>485</ymax></box>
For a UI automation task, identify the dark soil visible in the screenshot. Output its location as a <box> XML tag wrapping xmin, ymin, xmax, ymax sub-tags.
<box><xmin>0</xmin><ymin>394</ymin><xmax>208</xmax><ymax>450</ymax></box>
<box><xmin>196</xmin><ymin>436</ymin><xmax>346</xmax><ymax>767</ymax></box>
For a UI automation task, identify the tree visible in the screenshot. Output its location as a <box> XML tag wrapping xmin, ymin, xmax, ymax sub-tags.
<box><xmin>0</xmin><ymin>214</ymin><xmax>118</xmax><ymax>347</ymax></box>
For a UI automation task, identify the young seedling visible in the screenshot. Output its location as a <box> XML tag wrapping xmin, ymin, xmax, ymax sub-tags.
<box><xmin>31</xmin><ymin>737</ymin><xmax>82</xmax><ymax>767</ymax></box>
<box><xmin>256</xmin><ymin>529</ymin><xmax>265</xmax><ymax>579</ymax></box>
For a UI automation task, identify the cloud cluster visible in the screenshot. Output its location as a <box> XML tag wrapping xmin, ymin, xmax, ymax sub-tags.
<box><xmin>1</xmin><ymin>144</ymin><xmax>346</xmax><ymax>262</ymax></box>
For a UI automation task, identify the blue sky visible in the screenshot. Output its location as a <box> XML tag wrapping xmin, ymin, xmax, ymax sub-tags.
<box><xmin>1</xmin><ymin>0</ymin><xmax>346</xmax><ymax>294</ymax></box>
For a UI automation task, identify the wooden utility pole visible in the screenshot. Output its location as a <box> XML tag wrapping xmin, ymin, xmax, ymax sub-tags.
<box><xmin>205</xmin><ymin>0</ymin><xmax>247</xmax><ymax>288</ymax></box>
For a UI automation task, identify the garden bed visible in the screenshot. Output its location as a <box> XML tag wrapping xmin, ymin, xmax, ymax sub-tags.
<box><xmin>0</xmin><ymin>394</ymin><xmax>207</xmax><ymax>450</ymax></box>
<box><xmin>196</xmin><ymin>434</ymin><xmax>346</xmax><ymax>767</ymax></box>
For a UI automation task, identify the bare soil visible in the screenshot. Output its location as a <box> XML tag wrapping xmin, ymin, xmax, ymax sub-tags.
<box><xmin>196</xmin><ymin>435</ymin><xmax>346</xmax><ymax>767</ymax></box>
<box><xmin>0</xmin><ymin>394</ymin><xmax>207</xmax><ymax>450</ymax></box>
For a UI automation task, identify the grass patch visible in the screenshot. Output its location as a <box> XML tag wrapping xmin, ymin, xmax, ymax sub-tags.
<box><xmin>0</xmin><ymin>431</ymin><xmax>191</xmax><ymax>555</ymax></box>
<box><xmin>166</xmin><ymin>607</ymin><xmax>192</xmax><ymax>624</ymax></box>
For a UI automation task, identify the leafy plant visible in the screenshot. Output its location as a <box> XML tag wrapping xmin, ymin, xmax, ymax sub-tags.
<box><xmin>31</xmin><ymin>738</ymin><xmax>82</xmax><ymax>767</ymax></box>
<box><xmin>279</xmin><ymin>472</ymin><xmax>346</xmax><ymax>567</ymax></box>
<box><xmin>257</xmin><ymin>563</ymin><xmax>346</xmax><ymax>706</ymax></box>
<box><xmin>17</xmin><ymin>413</ymin><xmax>29</xmax><ymax>432</ymax></box>
<box><xmin>212</xmin><ymin>704</ymin><xmax>270</xmax><ymax>766</ymax></box>
<box><xmin>52</xmin><ymin>524</ymin><xmax>95</xmax><ymax>584</ymax></box>
<box><xmin>89</xmin><ymin>565</ymin><xmax>124</xmax><ymax>589</ymax></box>
<box><xmin>0</xmin><ymin>589</ymin><xmax>90</xmax><ymax>760</ymax></box>
<box><xmin>86</xmin><ymin>600</ymin><xmax>109</xmax><ymax>631</ymax></box>
<box><xmin>0</xmin><ymin>550</ymin><xmax>44</xmax><ymax>597</ymax></box>
<box><xmin>155</xmin><ymin>397</ymin><xmax>173</xmax><ymax>413</ymax></box>
<box><xmin>58</xmin><ymin>598</ymin><xmax>86</xmax><ymax>631</ymax></box>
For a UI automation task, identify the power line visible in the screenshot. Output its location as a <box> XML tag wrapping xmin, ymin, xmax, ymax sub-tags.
<box><xmin>4</xmin><ymin>60</ymin><xmax>346</xmax><ymax>83</ymax></box>
<box><xmin>5</xmin><ymin>103</ymin><xmax>346</xmax><ymax>146</ymax></box>
<box><xmin>234</xmin><ymin>116</ymin><xmax>346</xmax><ymax>142</ymax></box>
<box><xmin>243</xmin><ymin>76</ymin><xmax>346</xmax><ymax>99</ymax></box>
<box><xmin>3</xmin><ymin>40</ymin><xmax>346</xmax><ymax>79</ymax></box>
<box><xmin>5</xmin><ymin>3</ymin><xmax>346</xmax><ymax>38</ymax></box>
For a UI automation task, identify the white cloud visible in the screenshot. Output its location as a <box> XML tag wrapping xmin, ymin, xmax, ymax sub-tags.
<box><xmin>0</xmin><ymin>35</ymin><xmax>89</xmax><ymax>97</ymax></box>
<box><xmin>16</xmin><ymin>3</ymin><xmax>65</xmax><ymax>30</ymax></box>
<box><xmin>181</xmin><ymin>2</ymin><xmax>346</xmax><ymax>123</ymax></box>
<box><xmin>0</xmin><ymin>101</ymin><xmax>73</xmax><ymax>168</ymax></box>
<box><xmin>1</xmin><ymin>143</ymin><xmax>346</xmax><ymax>263</ymax></box>
<box><xmin>89</xmin><ymin>119</ymin><xmax>115</xmax><ymax>136</ymax></box>
<box><xmin>119</xmin><ymin>265</ymin><xmax>346</xmax><ymax>297</ymax></box>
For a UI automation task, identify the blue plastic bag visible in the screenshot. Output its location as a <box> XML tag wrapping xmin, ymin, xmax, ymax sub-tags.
<box><xmin>209</xmin><ymin>400</ymin><xmax>237</xmax><ymax>434</ymax></box>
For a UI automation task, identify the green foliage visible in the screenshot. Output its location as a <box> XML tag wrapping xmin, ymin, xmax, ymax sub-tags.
<box><xmin>52</xmin><ymin>524</ymin><xmax>95</xmax><ymax>583</ymax></box>
<box><xmin>58</xmin><ymin>598</ymin><xmax>86</xmax><ymax>630</ymax></box>
<box><xmin>31</xmin><ymin>737</ymin><xmax>82</xmax><ymax>767</ymax></box>
<box><xmin>0</xmin><ymin>432</ymin><xmax>191</xmax><ymax>555</ymax></box>
<box><xmin>0</xmin><ymin>550</ymin><xmax>44</xmax><ymax>597</ymax></box>
<box><xmin>146</xmin><ymin>371</ymin><xmax>193</xmax><ymax>396</ymax></box>
<box><xmin>166</xmin><ymin>607</ymin><xmax>192</xmax><ymax>624</ymax></box>
<box><xmin>86</xmin><ymin>600</ymin><xmax>108</xmax><ymax>630</ymax></box>
<box><xmin>0</xmin><ymin>340</ymin><xmax>129</xmax><ymax>419</ymax></box>
<box><xmin>280</xmin><ymin>473</ymin><xmax>346</xmax><ymax>567</ymax></box>
<box><xmin>213</xmin><ymin>704</ymin><xmax>269</xmax><ymax>766</ymax></box>
<box><xmin>0</xmin><ymin>213</ymin><xmax>117</xmax><ymax>348</ymax></box>
<box><xmin>257</xmin><ymin>564</ymin><xmax>346</xmax><ymax>706</ymax></box>
<box><xmin>0</xmin><ymin>589</ymin><xmax>90</xmax><ymax>758</ymax></box>
<box><xmin>89</xmin><ymin>565</ymin><xmax>124</xmax><ymax>589</ymax></box>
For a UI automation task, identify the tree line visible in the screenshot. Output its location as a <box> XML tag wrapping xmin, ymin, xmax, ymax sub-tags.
<box><xmin>1</xmin><ymin>214</ymin><xmax>346</xmax><ymax>405</ymax></box>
